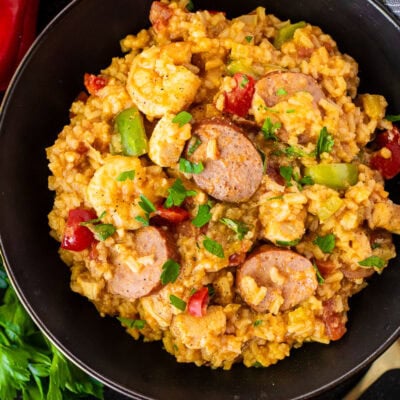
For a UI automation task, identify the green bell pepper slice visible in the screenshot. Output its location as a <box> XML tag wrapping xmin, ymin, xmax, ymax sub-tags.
<box><xmin>304</xmin><ymin>163</ymin><xmax>358</xmax><ymax>190</ymax></box>
<box><xmin>274</xmin><ymin>21</ymin><xmax>307</xmax><ymax>49</ymax></box>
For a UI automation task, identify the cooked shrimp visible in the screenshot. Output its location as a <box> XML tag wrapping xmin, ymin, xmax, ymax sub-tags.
<box><xmin>86</xmin><ymin>155</ymin><xmax>170</xmax><ymax>230</ymax></box>
<box><xmin>127</xmin><ymin>43</ymin><xmax>201</xmax><ymax>118</ymax></box>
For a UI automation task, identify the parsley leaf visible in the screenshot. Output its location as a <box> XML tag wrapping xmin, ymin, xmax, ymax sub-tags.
<box><xmin>240</xmin><ymin>75</ymin><xmax>250</xmax><ymax>88</ymax></box>
<box><xmin>245</xmin><ymin>35</ymin><xmax>253</xmax><ymax>43</ymax></box>
<box><xmin>192</xmin><ymin>204</ymin><xmax>212</xmax><ymax>228</ymax></box>
<box><xmin>186</xmin><ymin>0</ymin><xmax>194</xmax><ymax>11</ymax></box>
<box><xmin>284</xmin><ymin>145</ymin><xmax>309</xmax><ymax>158</ymax></box>
<box><xmin>169</xmin><ymin>295</ymin><xmax>187</xmax><ymax>311</ymax></box>
<box><xmin>165</xmin><ymin>179</ymin><xmax>196</xmax><ymax>208</ymax></box>
<box><xmin>92</xmin><ymin>224</ymin><xmax>116</xmax><ymax>241</ymax></box>
<box><xmin>276</xmin><ymin>87</ymin><xmax>288</xmax><ymax>96</ymax></box>
<box><xmin>117</xmin><ymin>317</ymin><xmax>146</xmax><ymax>329</ymax></box>
<box><xmin>385</xmin><ymin>114</ymin><xmax>400</xmax><ymax>122</ymax></box>
<box><xmin>160</xmin><ymin>259</ymin><xmax>181</xmax><ymax>285</ymax></box>
<box><xmin>172</xmin><ymin>111</ymin><xmax>192</xmax><ymax>127</ymax></box>
<box><xmin>262</xmin><ymin>117</ymin><xmax>281</xmax><ymax>141</ymax></box>
<box><xmin>286</xmin><ymin>109</ymin><xmax>296</xmax><ymax>113</ymax></box>
<box><xmin>313</xmin><ymin>234</ymin><xmax>335</xmax><ymax>253</ymax></box>
<box><xmin>253</xmin><ymin>320</ymin><xmax>263</xmax><ymax>327</ymax></box>
<box><xmin>279</xmin><ymin>166</ymin><xmax>293</xmax><ymax>186</ymax></box>
<box><xmin>179</xmin><ymin>158</ymin><xmax>204</xmax><ymax>174</ymax></box>
<box><xmin>276</xmin><ymin>238</ymin><xmax>301</xmax><ymax>247</ymax></box>
<box><xmin>313</xmin><ymin>262</ymin><xmax>325</xmax><ymax>284</ymax></box>
<box><xmin>358</xmin><ymin>256</ymin><xmax>385</xmax><ymax>269</ymax></box>
<box><xmin>138</xmin><ymin>194</ymin><xmax>156</xmax><ymax>214</ymax></box>
<box><xmin>80</xmin><ymin>211</ymin><xmax>106</xmax><ymax>226</ymax></box>
<box><xmin>134</xmin><ymin>216</ymin><xmax>150</xmax><ymax>227</ymax></box>
<box><xmin>116</xmin><ymin>170</ymin><xmax>135</xmax><ymax>182</ymax></box>
<box><xmin>220</xmin><ymin>218</ymin><xmax>249</xmax><ymax>240</ymax></box>
<box><xmin>187</xmin><ymin>136</ymin><xmax>202</xmax><ymax>156</ymax></box>
<box><xmin>315</xmin><ymin>127</ymin><xmax>334</xmax><ymax>158</ymax></box>
<box><xmin>203</xmin><ymin>236</ymin><xmax>225</xmax><ymax>258</ymax></box>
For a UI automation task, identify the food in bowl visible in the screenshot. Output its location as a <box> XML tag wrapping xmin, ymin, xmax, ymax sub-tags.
<box><xmin>47</xmin><ymin>0</ymin><xmax>400</xmax><ymax>369</ymax></box>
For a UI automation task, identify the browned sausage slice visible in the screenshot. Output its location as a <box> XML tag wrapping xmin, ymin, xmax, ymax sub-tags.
<box><xmin>237</xmin><ymin>245</ymin><xmax>318</xmax><ymax>313</ymax></box>
<box><xmin>108</xmin><ymin>226</ymin><xmax>179</xmax><ymax>299</ymax></box>
<box><xmin>255</xmin><ymin>71</ymin><xmax>325</xmax><ymax>107</ymax></box>
<box><xmin>187</xmin><ymin>118</ymin><xmax>263</xmax><ymax>203</ymax></box>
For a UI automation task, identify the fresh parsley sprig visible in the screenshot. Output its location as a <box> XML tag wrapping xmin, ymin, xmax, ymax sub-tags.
<box><xmin>165</xmin><ymin>179</ymin><xmax>196</xmax><ymax>208</ymax></box>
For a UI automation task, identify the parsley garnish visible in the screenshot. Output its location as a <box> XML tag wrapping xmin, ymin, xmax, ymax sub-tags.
<box><xmin>186</xmin><ymin>0</ymin><xmax>194</xmax><ymax>11</ymax></box>
<box><xmin>267</xmin><ymin>195</ymin><xmax>284</xmax><ymax>201</ymax></box>
<box><xmin>279</xmin><ymin>166</ymin><xmax>313</xmax><ymax>189</ymax></box>
<box><xmin>240</xmin><ymin>75</ymin><xmax>250</xmax><ymax>88</ymax></box>
<box><xmin>136</xmin><ymin>194</ymin><xmax>156</xmax><ymax>226</ymax></box>
<box><xmin>80</xmin><ymin>211</ymin><xmax>106</xmax><ymax>226</ymax></box>
<box><xmin>257</xmin><ymin>148</ymin><xmax>267</xmax><ymax>174</ymax></box>
<box><xmin>220</xmin><ymin>218</ymin><xmax>249</xmax><ymax>240</ymax></box>
<box><xmin>279</xmin><ymin>166</ymin><xmax>294</xmax><ymax>186</ymax></box>
<box><xmin>80</xmin><ymin>211</ymin><xmax>116</xmax><ymax>241</ymax></box>
<box><xmin>313</xmin><ymin>234</ymin><xmax>335</xmax><ymax>253</ymax></box>
<box><xmin>172</xmin><ymin>111</ymin><xmax>192</xmax><ymax>127</ymax></box>
<box><xmin>203</xmin><ymin>236</ymin><xmax>225</xmax><ymax>258</ymax></box>
<box><xmin>358</xmin><ymin>256</ymin><xmax>385</xmax><ymax>269</ymax></box>
<box><xmin>276</xmin><ymin>88</ymin><xmax>288</xmax><ymax>96</ymax></box>
<box><xmin>165</xmin><ymin>179</ymin><xmax>196</xmax><ymax>208</ymax></box>
<box><xmin>262</xmin><ymin>117</ymin><xmax>281</xmax><ymax>141</ymax></box>
<box><xmin>245</xmin><ymin>35</ymin><xmax>253</xmax><ymax>43</ymax></box>
<box><xmin>160</xmin><ymin>259</ymin><xmax>181</xmax><ymax>285</ymax></box>
<box><xmin>253</xmin><ymin>361</ymin><xmax>264</xmax><ymax>368</ymax></box>
<box><xmin>286</xmin><ymin>109</ymin><xmax>296</xmax><ymax>113</ymax></box>
<box><xmin>116</xmin><ymin>170</ymin><xmax>135</xmax><ymax>182</ymax></box>
<box><xmin>117</xmin><ymin>317</ymin><xmax>146</xmax><ymax>329</ymax></box>
<box><xmin>169</xmin><ymin>295</ymin><xmax>187</xmax><ymax>311</ymax></box>
<box><xmin>313</xmin><ymin>262</ymin><xmax>325</xmax><ymax>284</ymax></box>
<box><xmin>187</xmin><ymin>136</ymin><xmax>202</xmax><ymax>156</ymax></box>
<box><xmin>284</xmin><ymin>145</ymin><xmax>309</xmax><ymax>158</ymax></box>
<box><xmin>253</xmin><ymin>320</ymin><xmax>263</xmax><ymax>327</ymax></box>
<box><xmin>371</xmin><ymin>242</ymin><xmax>381</xmax><ymax>249</ymax></box>
<box><xmin>385</xmin><ymin>114</ymin><xmax>400</xmax><ymax>122</ymax></box>
<box><xmin>179</xmin><ymin>158</ymin><xmax>204</xmax><ymax>174</ymax></box>
<box><xmin>276</xmin><ymin>238</ymin><xmax>301</xmax><ymax>247</ymax></box>
<box><xmin>207</xmin><ymin>284</ymin><xmax>215</xmax><ymax>297</ymax></box>
<box><xmin>192</xmin><ymin>204</ymin><xmax>212</xmax><ymax>228</ymax></box>
<box><xmin>315</xmin><ymin>127</ymin><xmax>334</xmax><ymax>158</ymax></box>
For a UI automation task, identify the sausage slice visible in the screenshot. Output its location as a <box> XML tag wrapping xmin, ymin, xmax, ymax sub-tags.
<box><xmin>187</xmin><ymin>118</ymin><xmax>263</xmax><ymax>203</ymax></box>
<box><xmin>108</xmin><ymin>226</ymin><xmax>179</xmax><ymax>299</ymax></box>
<box><xmin>237</xmin><ymin>245</ymin><xmax>317</xmax><ymax>313</ymax></box>
<box><xmin>255</xmin><ymin>71</ymin><xmax>325</xmax><ymax>107</ymax></box>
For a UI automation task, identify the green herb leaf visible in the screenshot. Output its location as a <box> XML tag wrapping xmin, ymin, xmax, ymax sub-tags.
<box><xmin>253</xmin><ymin>361</ymin><xmax>264</xmax><ymax>368</ymax></box>
<box><xmin>385</xmin><ymin>114</ymin><xmax>400</xmax><ymax>122</ymax></box>
<box><xmin>253</xmin><ymin>320</ymin><xmax>263</xmax><ymax>327</ymax></box>
<box><xmin>186</xmin><ymin>0</ymin><xmax>194</xmax><ymax>11</ymax></box>
<box><xmin>286</xmin><ymin>109</ymin><xmax>296</xmax><ymax>113</ymax></box>
<box><xmin>92</xmin><ymin>224</ymin><xmax>116</xmax><ymax>241</ymax></box>
<box><xmin>203</xmin><ymin>236</ymin><xmax>225</xmax><ymax>258</ymax></box>
<box><xmin>138</xmin><ymin>194</ymin><xmax>156</xmax><ymax>214</ymax></box>
<box><xmin>116</xmin><ymin>170</ymin><xmax>135</xmax><ymax>182</ymax></box>
<box><xmin>257</xmin><ymin>148</ymin><xmax>267</xmax><ymax>174</ymax></box>
<box><xmin>179</xmin><ymin>158</ymin><xmax>204</xmax><ymax>174</ymax></box>
<box><xmin>279</xmin><ymin>165</ymin><xmax>293</xmax><ymax>186</ymax></box>
<box><xmin>315</xmin><ymin>127</ymin><xmax>334</xmax><ymax>158</ymax></box>
<box><xmin>276</xmin><ymin>87</ymin><xmax>288</xmax><ymax>96</ymax></box>
<box><xmin>80</xmin><ymin>211</ymin><xmax>106</xmax><ymax>226</ymax></box>
<box><xmin>187</xmin><ymin>136</ymin><xmax>202</xmax><ymax>156</ymax></box>
<box><xmin>262</xmin><ymin>117</ymin><xmax>281</xmax><ymax>141</ymax></box>
<box><xmin>160</xmin><ymin>259</ymin><xmax>181</xmax><ymax>285</ymax></box>
<box><xmin>299</xmin><ymin>175</ymin><xmax>314</xmax><ymax>186</ymax></box>
<box><xmin>371</xmin><ymin>242</ymin><xmax>381</xmax><ymax>249</ymax></box>
<box><xmin>192</xmin><ymin>204</ymin><xmax>212</xmax><ymax>228</ymax></box>
<box><xmin>267</xmin><ymin>195</ymin><xmax>284</xmax><ymax>201</ymax></box>
<box><xmin>169</xmin><ymin>295</ymin><xmax>187</xmax><ymax>311</ymax></box>
<box><xmin>172</xmin><ymin>111</ymin><xmax>193</xmax><ymax>127</ymax></box>
<box><xmin>358</xmin><ymin>256</ymin><xmax>385</xmax><ymax>269</ymax></box>
<box><xmin>240</xmin><ymin>75</ymin><xmax>250</xmax><ymax>88</ymax></box>
<box><xmin>313</xmin><ymin>234</ymin><xmax>335</xmax><ymax>253</ymax></box>
<box><xmin>117</xmin><ymin>317</ymin><xmax>146</xmax><ymax>329</ymax></box>
<box><xmin>135</xmin><ymin>216</ymin><xmax>149</xmax><ymax>227</ymax></box>
<box><xmin>220</xmin><ymin>218</ymin><xmax>249</xmax><ymax>240</ymax></box>
<box><xmin>313</xmin><ymin>262</ymin><xmax>325</xmax><ymax>284</ymax></box>
<box><xmin>245</xmin><ymin>35</ymin><xmax>253</xmax><ymax>43</ymax></box>
<box><xmin>165</xmin><ymin>179</ymin><xmax>196</xmax><ymax>208</ymax></box>
<box><xmin>284</xmin><ymin>145</ymin><xmax>309</xmax><ymax>158</ymax></box>
<box><xmin>276</xmin><ymin>238</ymin><xmax>301</xmax><ymax>247</ymax></box>
<box><xmin>207</xmin><ymin>284</ymin><xmax>215</xmax><ymax>297</ymax></box>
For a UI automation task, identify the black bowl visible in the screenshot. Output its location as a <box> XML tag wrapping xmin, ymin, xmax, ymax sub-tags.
<box><xmin>1</xmin><ymin>1</ymin><xmax>400</xmax><ymax>399</ymax></box>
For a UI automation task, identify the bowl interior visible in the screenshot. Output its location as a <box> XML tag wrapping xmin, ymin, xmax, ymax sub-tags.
<box><xmin>1</xmin><ymin>1</ymin><xmax>400</xmax><ymax>399</ymax></box>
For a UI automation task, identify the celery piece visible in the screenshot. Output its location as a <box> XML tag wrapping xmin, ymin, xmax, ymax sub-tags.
<box><xmin>317</xmin><ymin>195</ymin><xmax>344</xmax><ymax>221</ymax></box>
<box><xmin>304</xmin><ymin>163</ymin><xmax>358</xmax><ymax>190</ymax></box>
<box><xmin>274</xmin><ymin>21</ymin><xmax>307</xmax><ymax>49</ymax></box>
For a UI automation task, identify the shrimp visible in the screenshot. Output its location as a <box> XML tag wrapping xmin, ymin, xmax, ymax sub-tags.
<box><xmin>149</xmin><ymin>113</ymin><xmax>192</xmax><ymax>167</ymax></box>
<box><xmin>126</xmin><ymin>42</ymin><xmax>201</xmax><ymax>118</ymax></box>
<box><xmin>86</xmin><ymin>155</ymin><xmax>170</xmax><ymax>230</ymax></box>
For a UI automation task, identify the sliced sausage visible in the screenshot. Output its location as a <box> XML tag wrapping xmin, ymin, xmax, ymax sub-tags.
<box><xmin>187</xmin><ymin>118</ymin><xmax>263</xmax><ymax>203</ymax></box>
<box><xmin>108</xmin><ymin>226</ymin><xmax>179</xmax><ymax>299</ymax></box>
<box><xmin>255</xmin><ymin>71</ymin><xmax>325</xmax><ymax>107</ymax></box>
<box><xmin>237</xmin><ymin>245</ymin><xmax>317</xmax><ymax>313</ymax></box>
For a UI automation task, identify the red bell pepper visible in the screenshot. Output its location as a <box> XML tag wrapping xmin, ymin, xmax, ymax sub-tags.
<box><xmin>0</xmin><ymin>0</ymin><xmax>39</xmax><ymax>91</ymax></box>
<box><xmin>155</xmin><ymin>204</ymin><xmax>190</xmax><ymax>223</ymax></box>
<box><xmin>224</xmin><ymin>73</ymin><xmax>255</xmax><ymax>117</ymax></box>
<box><xmin>187</xmin><ymin>287</ymin><xmax>209</xmax><ymax>317</ymax></box>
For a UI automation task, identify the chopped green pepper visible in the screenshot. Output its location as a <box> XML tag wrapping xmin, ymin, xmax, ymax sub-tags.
<box><xmin>274</xmin><ymin>21</ymin><xmax>307</xmax><ymax>49</ymax></box>
<box><xmin>227</xmin><ymin>59</ymin><xmax>258</xmax><ymax>78</ymax></box>
<box><xmin>304</xmin><ymin>163</ymin><xmax>358</xmax><ymax>190</ymax></box>
<box><xmin>114</xmin><ymin>107</ymin><xmax>148</xmax><ymax>156</ymax></box>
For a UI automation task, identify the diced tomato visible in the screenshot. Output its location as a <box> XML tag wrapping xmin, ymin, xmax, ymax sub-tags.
<box><xmin>83</xmin><ymin>73</ymin><xmax>108</xmax><ymax>96</ymax></box>
<box><xmin>224</xmin><ymin>73</ymin><xmax>255</xmax><ymax>117</ymax></box>
<box><xmin>188</xmin><ymin>287</ymin><xmax>209</xmax><ymax>317</ymax></box>
<box><xmin>155</xmin><ymin>204</ymin><xmax>190</xmax><ymax>223</ymax></box>
<box><xmin>61</xmin><ymin>208</ymin><xmax>97</xmax><ymax>251</ymax></box>
<box><xmin>370</xmin><ymin>126</ymin><xmax>400</xmax><ymax>179</ymax></box>
<box><xmin>322</xmin><ymin>299</ymin><xmax>347</xmax><ymax>341</ymax></box>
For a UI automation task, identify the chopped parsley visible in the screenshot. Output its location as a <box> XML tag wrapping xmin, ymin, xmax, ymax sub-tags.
<box><xmin>262</xmin><ymin>117</ymin><xmax>281</xmax><ymax>141</ymax></box>
<box><xmin>220</xmin><ymin>218</ymin><xmax>249</xmax><ymax>240</ymax></box>
<box><xmin>276</xmin><ymin>87</ymin><xmax>288</xmax><ymax>96</ymax></box>
<box><xmin>267</xmin><ymin>195</ymin><xmax>284</xmax><ymax>201</ymax></box>
<box><xmin>186</xmin><ymin>0</ymin><xmax>194</xmax><ymax>11</ymax></box>
<box><xmin>276</xmin><ymin>238</ymin><xmax>301</xmax><ymax>247</ymax></box>
<box><xmin>245</xmin><ymin>35</ymin><xmax>253</xmax><ymax>43</ymax></box>
<box><xmin>286</xmin><ymin>109</ymin><xmax>296</xmax><ymax>113</ymax></box>
<box><xmin>371</xmin><ymin>242</ymin><xmax>381</xmax><ymax>249</ymax></box>
<box><xmin>165</xmin><ymin>179</ymin><xmax>196</xmax><ymax>208</ymax></box>
<box><xmin>385</xmin><ymin>114</ymin><xmax>400</xmax><ymax>122</ymax></box>
<box><xmin>240</xmin><ymin>75</ymin><xmax>250</xmax><ymax>88</ymax></box>
<box><xmin>253</xmin><ymin>320</ymin><xmax>263</xmax><ymax>327</ymax></box>
<box><xmin>187</xmin><ymin>136</ymin><xmax>202</xmax><ymax>156</ymax></box>
<box><xmin>257</xmin><ymin>148</ymin><xmax>267</xmax><ymax>174</ymax></box>
<box><xmin>313</xmin><ymin>234</ymin><xmax>336</xmax><ymax>253</ymax></box>
<box><xmin>80</xmin><ymin>211</ymin><xmax>106</xmax><ymax>226</ymax></box>
<box><xmin>160</xmin><ymin>259</ymin><xmax>181</xmax><ymax>285</ymax></box>
<box><xmin>279</xmin><ymin>165</ymin><xmax>313</xmax><ymax>189</ymax></box>
<box><xmin>192</xmin><ymin>204</ymin><xmax>212</xmax><ymax>228</ymax></box>
<box><xmin>313</xmin><ymin>262</ymin><xmax>325</xmax><ymax>284</ymax></box>
<box><xmin>358</xmin><ymin>256</ymin><xmax>385</xmax><ymax>269</ymax></box>
<box><xmin>116</xmin><ymin>170</ymin><xmax>135</xmax><ymax>182</ymax></box>
<box><xmin>172</xmin><ymin>111</ymin><xmax>192</xmax><ymax>127</ymax></box>
<box><xmin>169</xmin><ymin>295</ymin><xmax>187</xmax><ymax>311</ymax></box>
<box><xmin>315</xmin><ymin>127</ymin><xmax>334</xmax><ymax>158</ymax></box>
<box><xmin>179</xmin><ymin>158</ymin><xmax>204</xmax><ymax>174</ymax></box>
<box><xmin>80</xmin><ymin>211</ymin><xmax>116</xmax><ymax>241</ymax></box>
<box><xmin>203</xmin><ymin>236</ymin><xmax>225</xmax><ymax>258</ymax></box>
<box><xmin>117</xmin><ymin>317</ymin><xmax>146</xmax><ymax>329</ymax></box>
<box><xmin>136</xmin><ymin>194</ymin><xmax>156</xmax><ymax>226</ymax></box>
<box><xmin>279</xmin><ymin>165</ymin><xmax>294</xmax><ymax>186</ymax></box>
<box><xmin>207</xmin><ymin>284</ymin><xmax>215</xmax><ymax>297</ymax></box>
<box><xmin>284</xmin><ymin>145</ymin><xmax>309</xmax><ymax>158</ymax></box>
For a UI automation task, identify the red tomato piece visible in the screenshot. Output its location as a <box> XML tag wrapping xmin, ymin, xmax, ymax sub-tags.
<box><xmin>224</xmin><ymin>73</ymin><xmax>255</xmax><ymax>117</ymax></box>
<box><xmin>188</xmin><ymin>287</ymin><xmax>209</xmax><ymax>317</ymax></box>
<box><xmin>370</xmin><ymin>126</ymin><xmax>400</xmax><ymax>179</ymax></box>
<box><xmin>61</xmin><ymin>208</ymin><xmax>97</xmax><ymax>251</ymax></box>
<box><xmin>83</xmin><ymin>73</ymin><xmax>108</xmax><ymax>96</ymax></box>
<box><xmin>322</xmin><ymin>299</ymin><xmax>347</xmax><ymax>341</ymax></box>
<box><xmin>155</xmin><ymin>205</ymin><xmax>190</xmax><ymax>223</ymax></box>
